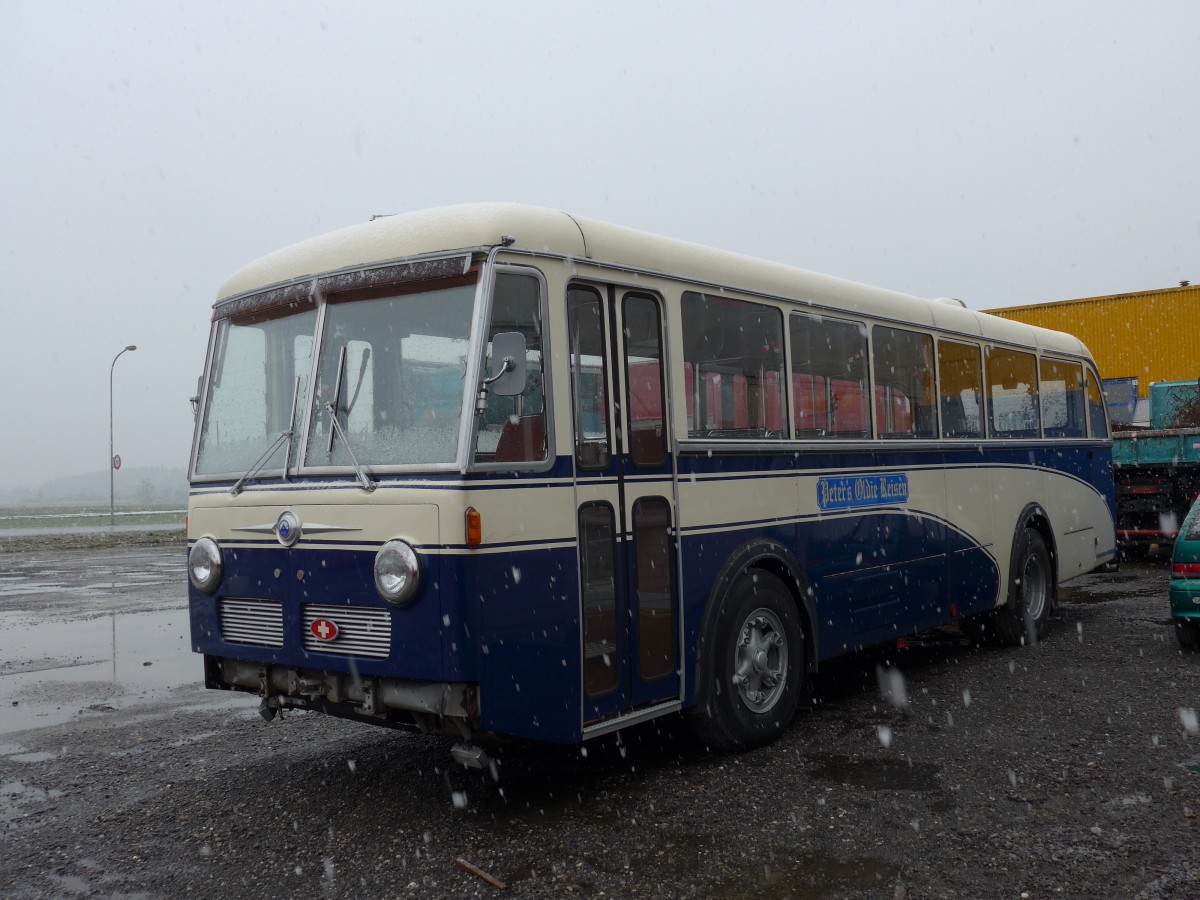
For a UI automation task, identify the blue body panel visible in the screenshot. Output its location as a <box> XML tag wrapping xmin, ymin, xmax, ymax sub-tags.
<box><xmin>190</xmin><ymin>542</ymin><xmax>451</xmax><ymax>681</ymax></box>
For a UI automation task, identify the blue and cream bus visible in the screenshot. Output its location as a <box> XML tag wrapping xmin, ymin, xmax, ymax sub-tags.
<box><xmin>187</xmin><ymin>203</ymin><xmax>1116</xmax><ymax>761</ymax></box>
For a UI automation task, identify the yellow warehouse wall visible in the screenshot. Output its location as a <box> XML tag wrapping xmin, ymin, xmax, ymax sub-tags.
<box><xmin>985</xmin><ymin>284</ymin><xmax>1200</xmax><ymax>398</ymax></box>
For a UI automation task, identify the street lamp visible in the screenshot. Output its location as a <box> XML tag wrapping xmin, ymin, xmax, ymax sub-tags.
<box><xmin>110</xmin><ymin>344</ymin><xmax>137</xmax><ymax>526</ymax></box>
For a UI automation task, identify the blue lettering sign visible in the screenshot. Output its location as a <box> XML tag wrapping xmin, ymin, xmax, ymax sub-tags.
<box><xmin>817</xmin><ymin>474</ymin><xmax>910</xmax><ymax>511</ymax></box>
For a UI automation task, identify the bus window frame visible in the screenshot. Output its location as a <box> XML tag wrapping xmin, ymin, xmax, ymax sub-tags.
<box><xmin>788</xmin><ymin>308</ymin><xmax>871</xmax><ymax>441</ymax></box>
<box><xmin>469</xmin><ymin>263</ymin><xmax>556</xmax><ymax>474</ymax></box>
<box><xmin>679</xmin><ymin>290</ymin><xmax>787</xmax><ymax>440</ymax></box>
<box><xmin>935</xmin><ymin>337</ymin><xmax>986</xmax><ymax>441</ymax></box>
<box><xmin>1084</xmin><ymin>364</ymin><xmax>1110</xmax><ymax>439</ymax></box>
<box><xmin>985</xmin><ymin>343</ymin><xmax>1042</xmax><ymax>440</ymax></box>
<box><xmin>870</xmin><ymin>323</ymin><xmax>938</xmax><ymax>440</ymax></box>
<box><xmin>622</xmin><ymin>291</ymin><xmax>671</xmax><ymax>469</ymax></box>
<box><xmin>1038</xmin><ymin>355</ymin><xmax>1087</xmax><ymax>439</ymax></box>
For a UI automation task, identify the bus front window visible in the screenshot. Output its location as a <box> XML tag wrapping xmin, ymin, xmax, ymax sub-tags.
<box><xmin>195</xmin><ymin>304</ymin><xmax>317</xmax><ymax>477</ymax></box>
<box><xmin>305</xmin><ymin>282</ymin><xmax>476</xmax><ymax>469</ymax></box>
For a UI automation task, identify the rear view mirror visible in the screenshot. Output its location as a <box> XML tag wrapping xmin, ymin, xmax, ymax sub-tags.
<box><xmin>487</xmin><ymin>332</ymin><xmax>527</xmax><ymax>397</ymax></box>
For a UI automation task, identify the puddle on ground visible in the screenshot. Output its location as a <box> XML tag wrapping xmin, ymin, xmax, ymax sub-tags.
<box><xmin>0</xmin><ymin>607</ymin><xmax>200</xmax><ymax>735</ymax></box>
<box><xmin>0</xmin><ymin>778</ymin><xmax>65</xmax><ymax>823</ymax></box>
<box><xmin>2</xmin><ymin>749</ymin><xmax>64</xmax><ymax>763</ymax></box>
<box><xmin>0</xmin><ymin>550</ymin><xmax>181</xmax><ymax>600</ymax></box>
<box><xmin>805</xmin><ymin>753</ymin><xmax>941</xmax><ymax>792</ymax></box>
<box><xmin>708</xmin><ymin>852</ymin><xmax>897</xmax><ymax>899</ymax></box>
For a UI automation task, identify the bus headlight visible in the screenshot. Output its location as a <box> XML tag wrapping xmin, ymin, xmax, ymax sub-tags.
<box><xmin>374</xmin><ymin>539</ymin><xmax>421</xmax><ymax>606</ymax></box>
<box><xmin>188</xmin><ymin>537</ymin><xmax>223</xmax><ymax>594</ymax></box>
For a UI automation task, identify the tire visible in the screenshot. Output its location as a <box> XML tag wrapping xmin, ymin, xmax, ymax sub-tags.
<box><xmin>1176</xmin><ymin>620</ymin><xmax>1200</xmax><ymax>650</ymax></box>
<box><xmin>689</xmin><ymin>570</ymin><xmax>804</xmax><ymax>751</ymax></box>
<box><xmin>993</xmin><ymin>529</ymin><xmax>1053</xmax><ymax>647</ymax></box>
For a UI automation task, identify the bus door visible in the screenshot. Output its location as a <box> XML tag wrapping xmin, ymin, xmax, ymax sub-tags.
<box><xmin>567</xmin><ymin>284</ymin><xmax>680</xmax><ymax>725</ymax></box>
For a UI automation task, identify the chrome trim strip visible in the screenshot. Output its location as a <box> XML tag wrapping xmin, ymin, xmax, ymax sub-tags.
<box><xmin>581</xmin><ymin>700</ymin><xmax>683</xmax><ymax>738</ymax></box>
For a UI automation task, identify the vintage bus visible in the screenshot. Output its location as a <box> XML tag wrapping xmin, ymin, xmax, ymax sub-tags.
<box><xmin>187</xmin><ymin>204</ymin><xmax>1116</xmax><ymax>762</ymax></box>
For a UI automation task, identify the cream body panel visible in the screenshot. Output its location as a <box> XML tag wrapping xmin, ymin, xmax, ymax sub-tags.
<box><xmin>462</xmin><ymin>483</ymin><xmax>577</xmax><ymax>548</ymax></box>
<box><xmin>944</xmin><ymin>464</ymin><xmax>995</xmax><ymax>552</ymax></box>
<box><xmin>986</xmin><ymin>465</ymin><xmax>1114</xmax><ymax>599</ymax></box>
<box><xmin>188</xmin><ymin>495</ymin><xmax>440</xmax><ymax>549</ymax></box>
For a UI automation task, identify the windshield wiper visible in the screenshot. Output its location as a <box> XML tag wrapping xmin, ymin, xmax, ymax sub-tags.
<box><xmin>230</xmin><ymin>376</ymin><xmax>302</xmax><ymax>496</ymax></box>
<box><xmin>325</xmin><ymin>345</ymin><xmax>376</xmax><ymax>492</ymax></box>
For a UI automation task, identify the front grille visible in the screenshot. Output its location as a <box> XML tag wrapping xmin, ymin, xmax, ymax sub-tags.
<box><xmin>302</xmin><ymin>604</ymin><xmax>392</xmax><ymax>659</ymax></box>
<box><xmin>220</xmin><ymin>598</ymin><xmax>284</xmax><ymax>647</ymax></box>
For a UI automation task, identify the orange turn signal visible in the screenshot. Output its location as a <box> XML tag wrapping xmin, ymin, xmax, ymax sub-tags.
<box><xmin>465</xmin><ymin>507</ymin><xmax>481</xmax><ymax>548</ymax></box>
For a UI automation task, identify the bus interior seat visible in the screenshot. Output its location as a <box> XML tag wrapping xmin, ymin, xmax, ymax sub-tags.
<box><xmin>628</xmin><ymin>426</ymin><xmax>665</xmax><ymax>465</ymax></box>
<box><xmin>494</xmin><ymin>415</ymin><xmax>546</xmax><ymax>463</ymax></box>
<box><xmin>940</xmin><ymin>396</ymin><xmax>967</xmax><ymax>437</ymax></box>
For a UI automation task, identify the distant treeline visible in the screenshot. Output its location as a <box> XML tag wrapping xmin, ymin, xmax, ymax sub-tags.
<box><xmin>0</xmin><ymin>466</ymin><xmax>188</xmax><ymax>504</ymax></box>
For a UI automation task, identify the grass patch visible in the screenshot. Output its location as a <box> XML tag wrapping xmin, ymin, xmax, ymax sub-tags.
<box><xmin>0</xmin><ymin>503</ymin><xmax>184</xmax><ymax>530</ymax></box>
<box><xmin>0</xmin><ymin>528</ymin><xmax>185</xmax><ymax>554</ymax></box>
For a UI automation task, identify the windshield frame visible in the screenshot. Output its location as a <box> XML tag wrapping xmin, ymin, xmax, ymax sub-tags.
<box><xmin>189</xmin><ymin>251</ymin><xmax>488</xmax><ymax>485</ymax></box>
<box><xmin>188</xmin><ymin>299</ymin><xmax>319</xmax><ymax>484</ymax></box>
<box><xmin>298</xmin><ymin>276</ymin><xmax>482</xmax><ymax>478</ymax></box>
<box><xmin>467</xmin><ymin>262</ymin><xmax>555</xmax><ymax>474</ymax></box>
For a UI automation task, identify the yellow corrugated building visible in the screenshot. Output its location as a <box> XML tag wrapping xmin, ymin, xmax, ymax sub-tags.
<box><xmin>985</xmin><ymin>283</ymin><xmax>1200</xmax><ymax>398</ymax></box>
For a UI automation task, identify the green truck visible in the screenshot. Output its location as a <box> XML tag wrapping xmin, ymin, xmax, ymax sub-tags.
<box><xmin>1112</xmin><ymin>379</ymin><xmax>1200</xmax><ymax>554</ymax></box>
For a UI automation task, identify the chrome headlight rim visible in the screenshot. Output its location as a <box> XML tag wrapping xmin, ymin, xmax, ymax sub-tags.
<box><xmin>188</xmin><ymin>536</ymin><xmax>223</xmax><ymax>594</ymax></box>
<box><xmin>374</xmin><ymin>539</ymin><xmax>421</xmax><ymax>606</ymax></box>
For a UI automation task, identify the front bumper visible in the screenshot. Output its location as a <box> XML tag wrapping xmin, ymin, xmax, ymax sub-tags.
<box><xmin>205</xmin><ymin>655</ymin><xmax>481</xmax><ymax>737</ymax></box>
<box><xmin>1168</xmin><ymin>579</ymin><xmax>1200</xmax><ymax>622</ymax></box>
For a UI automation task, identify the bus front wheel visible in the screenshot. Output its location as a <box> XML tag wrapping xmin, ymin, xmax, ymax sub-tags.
<box><xmin>994</xmin><ymin>528</ymin><xmax>1052</xmax><ymax>647</ymax></box>
<box><xmin>690</xmin><ymin>570</ymin><xmax>804</xmax><ymax>751</ymax></box>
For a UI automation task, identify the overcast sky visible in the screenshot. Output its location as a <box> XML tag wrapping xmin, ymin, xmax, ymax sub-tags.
<box><xmin>2</xmin><ymin>1</ymin><xmax>1197</xmax><ymax>490</ymax></box>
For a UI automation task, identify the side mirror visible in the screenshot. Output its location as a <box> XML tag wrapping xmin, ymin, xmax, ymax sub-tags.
<box><xmin>486</xmin><ymin>332</ymin><xmax>527</xmax><ymax>397</ymax></box>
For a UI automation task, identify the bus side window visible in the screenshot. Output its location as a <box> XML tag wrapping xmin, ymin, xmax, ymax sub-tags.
<box><xmin>475</xmin><ymin>272</ymin><xmax>547</xmax><ymax>465</ymax></box>
<box><xmin>790</xmin><ymin>312</ymin><xmax>868</xmax><ymax>439</ymax></box>
<box><xmin>937</xmin><ymin>339</ymin><xmax>984</xmax><ymax>439</ymax></box>
<box><xmin>987</xmin><ymin>346</ymin><xmax>1040</xmax><ymax>438</ymax></box>
<box><xmin>580</xmin><ymin>502</ymin><xmax>619</xmax><ymax>698</ymax></box>
<box><xmin>623</xmin><ymin>294</ymin><xmax>668</xmax><ymax>467</ymax></box>
<box><xmin>681</xmin><ymin>292</ymin><xmax>785</xmax><ymax>439</ymax></box>
<box><xmin>1039</xmin><ymin>358</ymin><xmax>1085</xmax><ymax>439</ymax></box>
<box><xmin>871</xmin><ymin>325</ymin><xmax>936</xmax><ymax>438</ymax></box>
<box><xmin>1086</xmin><ymin>369</ymin><xmax>1109</xmax><ymax>438</ymax></box>
<box><xmin>567</xmin><ymin>286</ymin><xmax>611</xmax><ymax>470</ymax></box>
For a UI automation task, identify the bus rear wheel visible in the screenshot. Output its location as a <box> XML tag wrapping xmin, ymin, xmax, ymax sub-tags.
<box><xmin>994</xmin><ymin>528</ymin><xmax>1052</xmax><ymax>647</ymax></box>
<box><xmin>690</xmin><ymin>570</ymin><xmax>804</xmax><ymax>751</ymax></box>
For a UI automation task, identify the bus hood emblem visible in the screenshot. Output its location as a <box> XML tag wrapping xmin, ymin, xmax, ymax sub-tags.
<box><xmin>311</xmin><ymin>618</ymin><xmax>339</xmax><ymax>641</ymax></box>
<box><xmin>275</xmin><ymin>511</ymin><xmax>301</xmax><ymax>547</ymax></box>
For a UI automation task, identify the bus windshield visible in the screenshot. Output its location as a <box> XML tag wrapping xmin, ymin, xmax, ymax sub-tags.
<box><xmin>195</xmin><ymin>302</ymin><xmax>318</xmax><ymax>477</ymax></box>
<box><xmin>195</xmin><ymin>280</ymin><xmax>478</xmax><ymax>478</ymax></box>
<box><xmin>304</xmin><ymin>282</ymin><xmax>476</xmax><ymax>468</ymax></box>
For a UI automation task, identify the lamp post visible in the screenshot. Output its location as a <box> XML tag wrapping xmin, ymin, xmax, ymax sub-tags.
<box><xmin>109</xmin><ymin>345</ymin><xmax>137</xmax><ymax>526</ymax></box>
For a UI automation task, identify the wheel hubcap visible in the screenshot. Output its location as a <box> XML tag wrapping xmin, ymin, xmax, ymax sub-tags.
<box><xmin>1022</xmin><ymin>553</ymin><xmax>1048</xmax><ymax>621</ymax></box>
<box><xmin>732</xmin><ymin>608</ymin><xmax>788</xmax><ymax>713</ymax></box>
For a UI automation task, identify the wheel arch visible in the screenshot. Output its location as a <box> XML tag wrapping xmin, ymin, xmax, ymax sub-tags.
<box><xmin>1012</xmin><ymin>502</ymin><xmax>1059</xmax><ymax>609</ymax></box>
<box><xmin>693</xmin><ymin>539</ymin><xmax>818</xmax><ymax>707</ymax></box>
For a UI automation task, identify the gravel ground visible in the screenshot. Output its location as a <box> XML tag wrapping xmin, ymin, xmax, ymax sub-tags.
<box><xmin>1</xmin><ymin>544</ymin><xmax>1198</xmax><ymax>899</ymax></box>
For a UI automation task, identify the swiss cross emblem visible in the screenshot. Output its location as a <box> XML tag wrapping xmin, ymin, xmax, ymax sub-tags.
<box><xmin>311</xmin><ymin>619</ymin><xmax>339</xmax><ymax>642</ymax></box>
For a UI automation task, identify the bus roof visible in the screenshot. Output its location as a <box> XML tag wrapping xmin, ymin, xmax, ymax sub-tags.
<box><xmin>216</xmin><ymin>202</ymin><xmax>1088</xmax><ymax>359</ymax></box>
